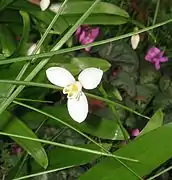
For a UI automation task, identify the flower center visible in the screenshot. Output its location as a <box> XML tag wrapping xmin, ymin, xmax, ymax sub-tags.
<box><xmin>63</xmin><ymin>81</ymin><xmax>82</xmax><ymax>100</ymax></box>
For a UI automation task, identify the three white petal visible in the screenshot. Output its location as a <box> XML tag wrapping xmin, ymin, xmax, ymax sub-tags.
<box><xmin>46</xmin><ymin>67</ymin><xmax>103</xmax><ymax>123</ymax></box>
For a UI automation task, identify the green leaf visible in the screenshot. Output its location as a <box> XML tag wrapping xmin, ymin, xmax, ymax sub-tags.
<box><xmin>140</xmin><ymin>59</ymin><xmax>161</xmax><ymax>84</ymax></box>
<box><xmin>0</xmin><ymin>25</ymin><xmax>17</xmax><ymax>57</ymax></box>
<box><xmin>79</xmin><ymin>123</ymin><xmax>172</xmax><ymax>180</ymax></box>
<box><xmin>31</xmin><ymin>143</ymin><xmax>111</xmax><ymax>173</ymax></box>
<box><xmin>0</xmin><ymin>111</ymin><xmax>48</xmax><ymax>168</ymax></box>
<box><xmin>71</xmin><ymin>57</ymin><xmax>111</xmax><ymax>72</ymax></box>
<box><xmin>10</xmin><ymin>0</ymin><xmax>68</xmax><ymax>34</ymax></box>
<box><xmin>136</xmin><ymin>84</ymin><xmax>158</xmax><ymax>102</ymax></box>
<box><xmin>140</xmin><ymin>109</ymin><xmax>163</xmax><ymax>136</ymax></box>
<box><xmin>22</xmin><ymin>105</ymin><xmax>124</xmax><ymax>140</ymax></box>
<box><xmin>55</xmin><ymin>1</ymin><xmax>129</xmax><ymax>17</ymax></box>
<box><xmin>111</xmin><ymin>71</ymin><xmax>136</xmax><ymax>97</ymax></box>
<box><xmin>48</xmin><ymin>55</ymin><xmax>111</xmax><ymax>74</ymax></box>
<box><xmin>0</xmin><ymin>0</ymin><xmax>14</xmax><ymax>11</ymax></box>
<box><xmin>65</xmin><ymin>14</ymin><xmax>128</xmax><ymax>25</ymax></box>
<box><xmin>97</xmin><ymin>41</ymin><xmax>139</xmax><ymax>73</ymax></box>
<box><xmin>0</xmin><ymin>63</ymin><xmax>24</xmax><ymax>103</ymax></box>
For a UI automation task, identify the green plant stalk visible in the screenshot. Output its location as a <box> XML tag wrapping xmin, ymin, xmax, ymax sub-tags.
<box><xmin>0</xmin><ymin>79</ymin><xmax>150</xmax><ymax>119</ymax></box>
<box><xmin>153</xmin><ymin>0</ymin><xmax>160</xmax><ymax>25</ymax></box>
<box><xmin>0</xmin><ymin>96</ymin><xmax>52</xmax><ymax>103</ymax></box>
<box><xmin>13</xmin><ymin>166</ymin><xmax>74</xmax><ymax>180</ymax></box>
<box><xmin>13</xmin><ymin>100</ymin><xmax>142</xmax><ymax>179</ymax></box>
<box><xmin>0</xmin><ymin>0</ymin><xmax>70</xmax><ymax>112</ymax></box>
<box><xmin>147</xmin><ymin>166</ymin><xmax>172</xmax><ymax>180</ymax></box>
<box><xmin>0</xmin><ymin>130</ymin><xmax>138</xmax><ymax>162</ymax></box>
<box><xmin>0</xmin><ymin>0</ymin><xmax>101</xmax><ymax>115</ymax></box>
<box><xmin>99</xmin><ymin>84</ymin><xmax>129</xmax><ymax>142</ymax></box>
<box><xmin>0</xmin><ymin>19</ymin><xmax>171</xmax><ymax>66</ymax></box>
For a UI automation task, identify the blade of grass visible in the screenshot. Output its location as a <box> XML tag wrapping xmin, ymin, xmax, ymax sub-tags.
<box><xmin>153</xmin><ymin>0</ymin><xmax>160</xmax><ymax>25</ymax></box>
<box><xmin>147</xmin><ymin>166</ymin><xmax>172</xmax><ymax>180</ymax></box>
<box><xmin>0</xmin><ymin>79</ymin><xmax>149</xmax><ymax>119</ymax></box>
<box><xmin>0</xmin><ymin>19</ymin><xmax>171</xmax><ymax>65</ymax></box>
<box><xmin>0</xmin><ymin>96</ymin><xmax>52</xmax><ymax>103</ymax></box>
<box><xmin>13</xmin><ymin>166</ymin><xmax>74</xmax><ymax>180</ymax></box>
<box><xmin>0</xmin><ymin>130</ymin><xmax>138</xmax><ymax>162</ymax></box>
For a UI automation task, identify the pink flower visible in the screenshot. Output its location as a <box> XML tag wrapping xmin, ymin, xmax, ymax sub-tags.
<box><xmin>145</xmin><ymin>47</ymin><xmax>168</xmax><ymax>70</ymax></box>
<box><xmin>11</xmin><ymin>144</ymin><xmax>23</xmax><ymax>155</ymax></box>
<box><xmin>75</xmin><ymin>26</ymin><xmax>99</xmax><ymax>51</ymax></box>
<box><xmin>131</xmin><ymin>129</ymin><xmax>140</xmax><ymax>137</ymax></box>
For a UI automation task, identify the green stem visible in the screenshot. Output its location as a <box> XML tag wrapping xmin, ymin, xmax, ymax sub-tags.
<box><xmin>0</xmin><ymin>130</ymin><xmax>138</xmax><ymax>162</ymax></box>
<box><xmin>153</xmin><ymin>0</ymin><xmax>160</xmax><ymax>25</ymax></box>
<box><xmin>0</xmin><ymin>79</ymin><xmax>150</xmax><ymax>119</ymax></box>
<box><xmin>0</xmin><ymin>19</ymin><xmax>171</xmax><ymax>66</ymax></box>
<box><xmin>13</xmin><ymin>166</ymin><xmax>74</xmax><ymax>180</ymax></box>
<box><xmin>99</xmin><ymin>84</ymin><xmax>129</xmax><ymax>142</ymax></box>
<box><xmin>147</xmin><ymin>166</ymin><xmax>172</xmax><ymax>180</ymax></box>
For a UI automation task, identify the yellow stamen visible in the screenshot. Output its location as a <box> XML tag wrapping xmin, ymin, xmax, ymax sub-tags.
<box><xmin>71</xmin><ymin>84</ymin><xmax>78</xmax><ymax>92</ymax></box>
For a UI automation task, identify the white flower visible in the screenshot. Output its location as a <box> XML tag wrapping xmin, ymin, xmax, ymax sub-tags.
<box><xmin>46</xmin><ymin>67</ymin><xmax>103</xmax><ymax>123</ymax></box>
<box><xmin>131</xmin><ymin>34</ymin><xmax>140</xmax><ymax>50</ymax></box>
<box><xmin>40</xmin><ymin>0</ymin><xmax>50</xmax><ymax>11</ymax></box>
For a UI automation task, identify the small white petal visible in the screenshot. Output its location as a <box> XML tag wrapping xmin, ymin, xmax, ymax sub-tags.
<box><xmin>67</xmin><ymin>93</ymin><xmax>88</xmax><ymax>123</ymax></box>
<box><xmin>40</xmin><ymin>0</ymin><xmax>50</xmax><ymax>11</ymax></box>
<box><xmin>46</xmin><ymin>67</ymin><xmax>75</xmax><ymax>87</ymax></box>
<box><xmin>131</xmin><ymin>34</ymin><xmax>140</xmax><ymax>50</ymax></box>
<box><xmin>78</xmin><ymin>68</ymin><xmax>103</xmax><ymax>90</ymax></box>
<box><xmin>49</xmin><ymin>3</ymin><xmax>61</xmax><ymax>13</ymax></box>
<box><xmin>27</xmin><ymin>43</ymin><xmax>40</xmax><ymax>55</ymax></box>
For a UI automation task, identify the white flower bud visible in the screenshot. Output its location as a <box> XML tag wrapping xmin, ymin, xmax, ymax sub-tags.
<box><xmin>131</xmin><ymin>34</ymin><xmax>140</xmax><ymax>50</ymax></box>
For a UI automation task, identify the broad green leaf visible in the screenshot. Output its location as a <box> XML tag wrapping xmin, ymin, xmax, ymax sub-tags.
<box><xmin>63</xmin><ymin>14</ymin><xmax>128</xmax><ymax>25</ymax></box>
<box><xmin>0</xmin><ymin>111</ymin><xmax>48</xmax><ymax>168</ymax></box>
<box><xmin>10</xmin><ymin>0</ymin><xmax>129</xmax><ymax>34</ymax></box>
<box><xmin>21</xmin><ymin>105</ymin><xmax>124</xmax><ymax>140</ymax></box>
<box><xmin>140</xmin><ymin>59</ymin><xmax>161</xmax><ymax>84</ymax></box>
<box><xmin>55</xmin><ymin>63</ymin><xmax>81</xmax><ymax>75</ymax></box>
<box><xmin>136</xmin><ymin>84</ymin><xmax>158</xmax><ymax>102</ymax></box>
<box><xmin>71</xmin><ymin>57</ymin><xmax>111</xmax><ymax>72</ymax></box>
<box><xmin>97</xmin><ymin>41</ymin><xmax>139</xmax><ymax>73</ymax></box>
<box><xmin>79</xmin><ymin>123</ymin><xmax>172</xmax><ymax>180</ymax></box>
<box><xmin>65</xmin><ymin>14</ymin><xmax>128</xmax><ymax>25</ymax></box>
<box><xmin>0</xmin><ymin>25</ymin><xmax>17</xmax><ymax>57</ymax></box>
<box><xmin>48</xmin><ymin>55</ymin><xmax>111</xmax><ymax>74</ymax></box>
<box><xmin>55</xmin><ymin>1</ymin><xmax>129</xmax><ymax>17</ymax></box>
<box><xmin>0</xmin><ymin>9</ymin><xmax>22</xmax><ymax>24</ymax></box>
<box><xmin>153</xmin><ymin>92</ymin><xmax>172</xmax><ymax>109</ymax></box>
<box><xmin>111</xmin><ymin>71</ymin><xmax>136</xmax><ymax>97</ymax></box>
<box><xmin>10</xmin><ymin>0</ymin><xmax>68</xmax><ymax>34</ymax></box>
<box><xmin>140</xmin><ymin>109</ymin><xmax>163</xmax><ymax>136</ymax></box>
<box><xmin>0</xmin><ymin>0</ymin><xmax>14</xmax><ymax>11</ymax></box>
<box><xmin>31</xmin><ymin>143</ymin><xmax>111</xmax><ymax>173</ymax></box>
